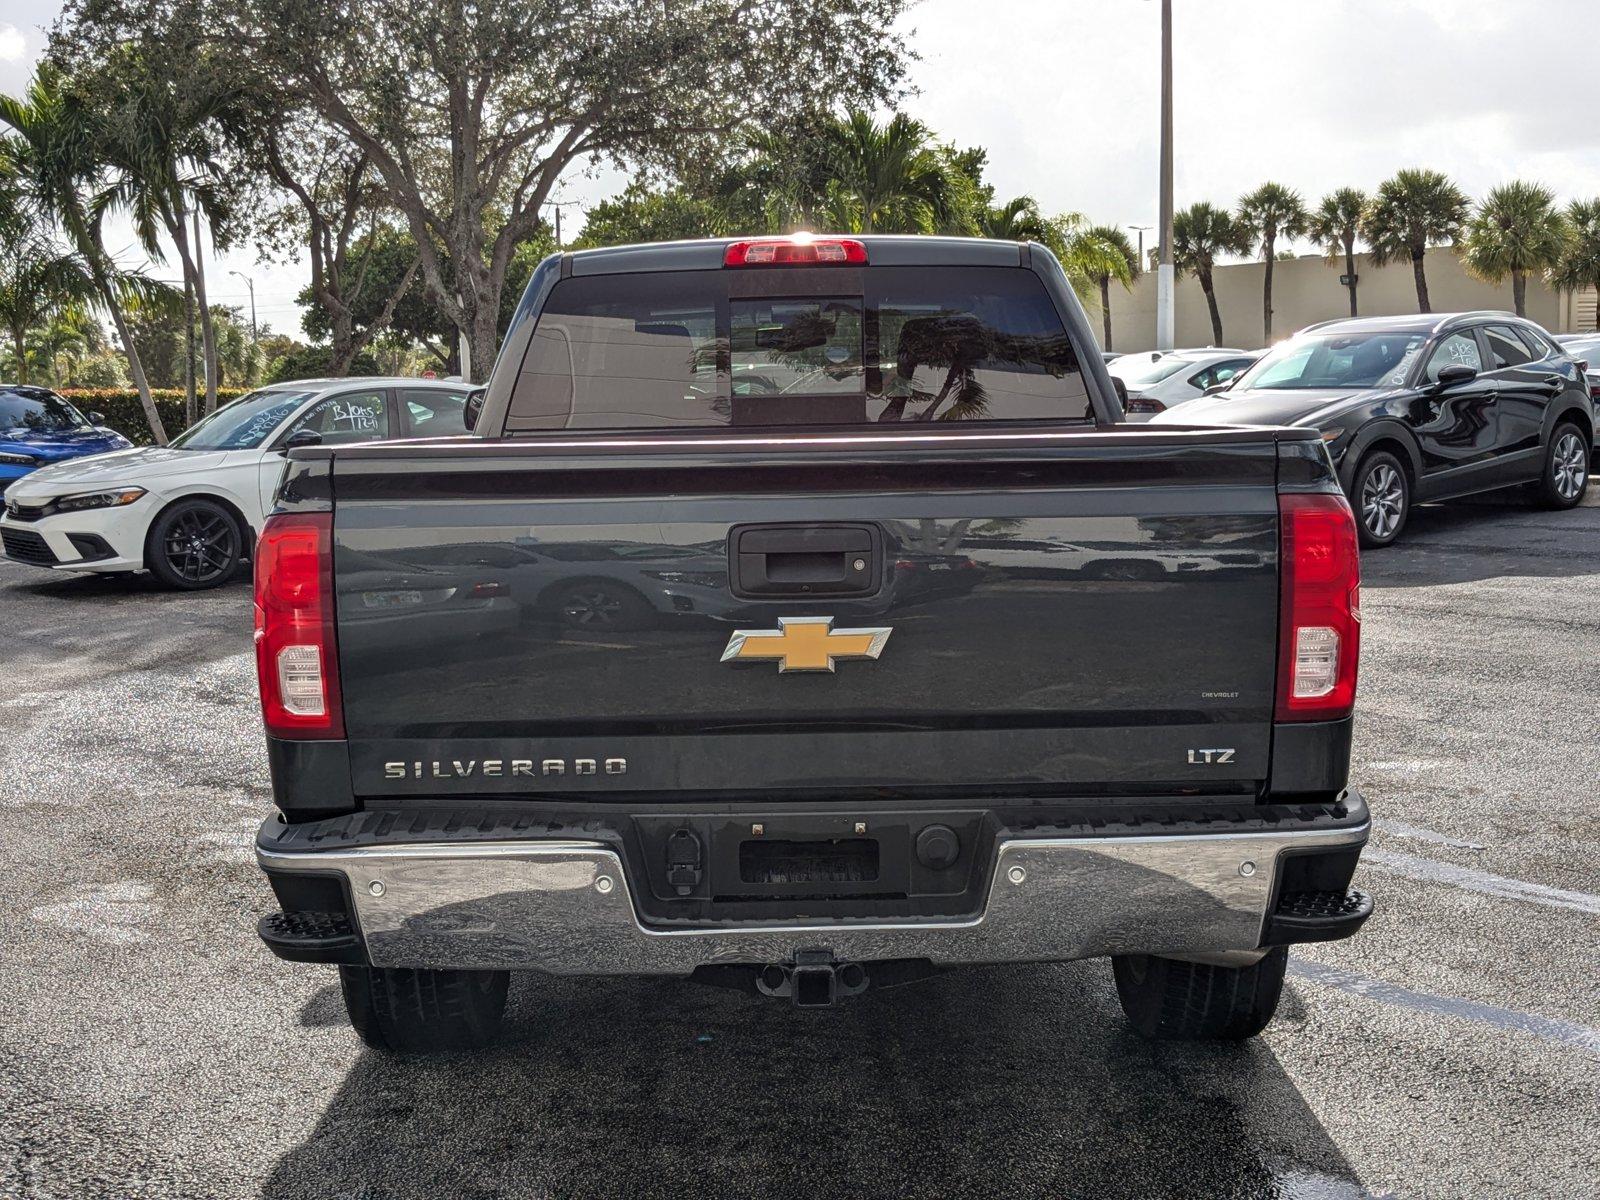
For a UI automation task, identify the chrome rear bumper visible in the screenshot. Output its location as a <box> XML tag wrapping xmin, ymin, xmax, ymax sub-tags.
<box><xmin>257</xmin><ymin>817</ymin><xmax>1369</xmax><ymax>973</ymax></box>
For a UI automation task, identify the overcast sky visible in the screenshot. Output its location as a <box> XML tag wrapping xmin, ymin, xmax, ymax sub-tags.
<box><xmin>2</xmin><ymin>0</ymin><xmax>1598</xmax><ymax>338</ymax></box>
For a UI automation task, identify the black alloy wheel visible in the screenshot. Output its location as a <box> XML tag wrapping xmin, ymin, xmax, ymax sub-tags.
<box><xmin>148</xmin><ymin>500</ymin><xmax>242</xmax><ymax>590</ymax></box>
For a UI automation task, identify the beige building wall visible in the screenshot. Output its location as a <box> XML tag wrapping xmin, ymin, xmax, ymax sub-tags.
<box><xmin>1101</xmin><ymin>247</ymin><xmax>1589</xmax><ymax>354</ymax></box>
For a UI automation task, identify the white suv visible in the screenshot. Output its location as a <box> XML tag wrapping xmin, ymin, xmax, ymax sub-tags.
<box><xmin>0</xmin><ymin>378</ymin><xmax>472</xmax><ymax>589</ymax></box>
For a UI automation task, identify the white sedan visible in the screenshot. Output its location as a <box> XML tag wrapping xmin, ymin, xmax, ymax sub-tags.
<box><xmin>1110</xmin><ymin>349</ymin><xmax>1259</xmax><ymax>421</ymax></box>
<box><xmin>0</xmin><ymin>377</ymin><xmax>473</xmax><ymax>589</ymax></box>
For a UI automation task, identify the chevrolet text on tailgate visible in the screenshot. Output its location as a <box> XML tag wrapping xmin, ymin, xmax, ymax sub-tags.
<box><xmin>252</xmin><ymin>235</ymin><xmax>1372</xmax><ymax>1052</ymax></box>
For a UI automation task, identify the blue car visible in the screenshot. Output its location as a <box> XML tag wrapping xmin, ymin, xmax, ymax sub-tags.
<box><xmin>0</xmin><ymin>386</ymin><xmax>132</xmax><ymax>496</ymax></box>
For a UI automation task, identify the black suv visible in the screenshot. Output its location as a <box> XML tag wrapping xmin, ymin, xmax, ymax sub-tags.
<box><xmin>1158</xmin><ymin>312</ymin><xmax>1594</xmax><ymax>545</ymax></box>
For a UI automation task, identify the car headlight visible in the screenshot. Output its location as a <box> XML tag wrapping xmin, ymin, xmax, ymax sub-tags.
<box><xmin>54</xmin><ymin>487</ymin><xmax>147</xmax><ymax>512</ymax></box>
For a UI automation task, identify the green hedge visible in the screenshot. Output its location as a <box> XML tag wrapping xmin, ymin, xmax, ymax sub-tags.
<box><xmin>58</xmin><ymin>388</ymin><xmax>252</xmax><ymax>446</ymax></box>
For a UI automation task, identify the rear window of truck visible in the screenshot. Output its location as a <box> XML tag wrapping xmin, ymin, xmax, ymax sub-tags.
<box><xmin>505</xmin><ymin>266</ymin><xmax>1091</xmax><ymax>431</ymax></box>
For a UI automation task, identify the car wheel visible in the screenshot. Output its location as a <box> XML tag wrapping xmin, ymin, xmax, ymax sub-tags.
<box><xmin>339</xmin><ymin>965</ymin><xmax>509</xmax><ymax>1053</ymax></box>
<box><xmin>550</xmin><ymin>581</ymin><xmax>655</xmax><ymax>632</ymax></box>
<box><xmin>146</xmin><ymin>499</ymin><xmax>243</xmax><ymax>590</ymax></box>
<box><xmin>1534</xmin><ymin>422</ymin><xmax>1590</xmax><ymax>510</ymax></box>
<box><xmin>1112</xmin><ymin>946</ymin><xmax>1287</xmax><ymax>1041</ymax></box>
<box><xmin>1351</xmin><ymin>450</ymin><xmax>1409</xmax><ymax>548</ymax></box>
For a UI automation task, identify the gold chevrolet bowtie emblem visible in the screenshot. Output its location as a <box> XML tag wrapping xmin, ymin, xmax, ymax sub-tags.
<box><xmin>720</xmin><ymin>616</ymin><xmax>892</xmax><ymax>673</ymax></box>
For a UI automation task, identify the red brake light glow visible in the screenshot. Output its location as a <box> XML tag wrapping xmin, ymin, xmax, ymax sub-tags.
<box><xmin>1276</xmin><ymin>491</ymin><xmax>1361</xmax><ymax>723</ymax></box>
<box><xmin>724</xmin><ymin>236</ymin><xmax>868</xmax><ymax>267</ymax></box>
<box><xmin>254</xmin><ymin>512</ymin><xmax>343</xmax><ymax>739</ymax></box>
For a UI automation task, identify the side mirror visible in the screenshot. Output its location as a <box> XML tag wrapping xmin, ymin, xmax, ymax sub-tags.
<box><xmin>1434</xmin><ymin>364</ymin><xmax>1477</xmax><ymax>390</ymax></box>
<box><xmin>87</xmin><ymin>410</ymin><xmax>106</xmax><ymax>425</ymax></box>
<box><xmin>283</xmin><ymin>429</ymin><xmax>323</xmax><ymax>452</ymax></box>
<box><xmin>463</xmin><ymin>387</ymin><xmax>486</xmax><ymax>433</ymax></box>
<box><xmin>1202</xmin><ymin>380</ymin><xmax>1234</xmax><ymax>396</ymax></box>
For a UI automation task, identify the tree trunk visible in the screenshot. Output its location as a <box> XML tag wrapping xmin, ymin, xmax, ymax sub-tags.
<box><xmin>1344</xmin><ymin>237</ymin><xmax>1358</xmax><ymax>317</ymax></box>
<box><xmin>1262</xmin><ymin>241</ymin><xmax>1275</xmax><ymax>341</ymax></box>
<box><xmin>1411</xmin><ymin>248</ymin><xmax>1430</xmax><ymax>313</ymax></box>
<box><xmin>105</xmin><ymin>295</ymin><xmax>167</xmax><ymax>445</ymax></box>
<box><xmin>1099</xmin><ymin>276</ymin><xmax>1113</xmax><ymax>350</ymax></box>
<box><xmin>13</xmin><ymin>328</ymin><xmax>27</xmax><ymax>385</ymax></box>
<box><xmin>183</xmin><ymin>276</ymin><xmax>196</xmax><ymax>427</ymax></box>
<box><xmin>469</xmin><ymin>304</ymin><xmax>499</xmax><ymax>385</ymax></box>
<box><xmin>168</xmin><ymin>212</ymin><xmax>219</xmax><ymax>414</ymax></box>
<box><xmin>1201</xmin><ymin>272</ymin><xmax>1224</xmax><ymax>345</ymax></box>
<box><xmin>1512</xmin><ymin>268</ymin><xmax>1527</xmax><ymax>317</ymax></box>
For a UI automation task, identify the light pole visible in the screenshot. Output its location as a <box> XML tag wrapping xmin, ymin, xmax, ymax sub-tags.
<box><xmin>1156</xmin><ymin>0</ymin><xmax>1175</xmax><ymax>350</ymax></box>
<box><xmin>1128</xmin><ymin>224</ymin><xmax>1152</xmax><ymax>270</ymax></box>
<box><xmin>228</xmin><ymin>271</ymin><xmax>258</xmax><ymax>346</ymax></box>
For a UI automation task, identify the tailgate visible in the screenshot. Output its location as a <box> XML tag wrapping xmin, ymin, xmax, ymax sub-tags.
<box><xmin>330</xmin><ymin>432</ymin><xmax>1282</xmax><ymax>799</ymax></box>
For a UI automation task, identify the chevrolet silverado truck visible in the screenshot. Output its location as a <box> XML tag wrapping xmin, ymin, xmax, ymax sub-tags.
<box><xmin>252</xmin><ymin>235</ymin><xmax>1372</xmax><ymax>1053</ymax></box>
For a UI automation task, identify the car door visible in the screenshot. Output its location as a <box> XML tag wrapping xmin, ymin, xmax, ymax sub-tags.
<box><xmin>1407</xmin><ymin>328</ymin><xmax>1502</xmax><ymax>496</ymax></box>
<box><xmin>257</xmin><ymin>387</ymin><xmax>394</xmax><ymax>513</ymax></box>
<box><xmin>1480</xmin><ymin>323</ymin><xmax>1560</xmax><ymax>478</ymax></box>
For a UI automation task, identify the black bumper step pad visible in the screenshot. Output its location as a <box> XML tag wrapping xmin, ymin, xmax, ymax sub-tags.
<box><xmin>259</xmin><ymin>909</ymin><xmax>365</xmax><ymax>965</ymax></box>
<box><xmin>1262</xmin><ymin>887</ymin><xmax>1373</xmax><ymax>946</ymax></box>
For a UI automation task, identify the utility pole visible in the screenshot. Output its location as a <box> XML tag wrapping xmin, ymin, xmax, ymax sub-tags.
<box><xmin>544</xmin><ymin>199</ymin><xmax>582</xmax><ymax>249</ymax></box>
<box><xmin>229</xmin><ymin>271</ymin><xmax>258</xmax><ymax>346</ymax></box>
<box><xmin>1156</xmin><ymin>0</ymin><xmax>1175</xmax><ymax>351</ymax></box>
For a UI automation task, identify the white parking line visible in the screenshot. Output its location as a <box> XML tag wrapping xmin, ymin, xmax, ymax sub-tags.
<box><xmin>1290</xmin><ymin>958</ymin><xmax>1600</xmax><ymax>1055</ymax></box>
<box><xmin>1372</xmin><ymin>818</ymin><xmax>1486</xmax><ymax>851</ymax></box>
<box><xmin>1363</xmin><ymin>848</ymin><xmax>1600</xmax><ymax>915</ymax></box>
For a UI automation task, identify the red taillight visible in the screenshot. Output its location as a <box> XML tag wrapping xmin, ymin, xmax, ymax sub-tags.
<box><xmin>254</xmin><ymin>512</ymin><xmax>343</xmax><ymax>739</ymax></box>
<box><xmin>1126</xmin><ymin>395</ymin><xmax>1166</xmax><ymax>413</ymax></box>
<box><xmin>1276</xmin><ymin>492</ymin><xmax>1361</xmax><ymax>723</ymax></box>
<box><xmin>723</xmin><ymin>236</ymin><xmax>868</xmax><ymax>267</ymax></box>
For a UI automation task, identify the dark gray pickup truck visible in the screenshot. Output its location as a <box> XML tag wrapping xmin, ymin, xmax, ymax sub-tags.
<box><xmin>252</xmin><ymin>235</ymin><xmax>1371</xmax><ymax>1052</ymax></box>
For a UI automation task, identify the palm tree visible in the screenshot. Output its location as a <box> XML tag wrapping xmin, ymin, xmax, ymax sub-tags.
<box><xmin>979</xmin><ymin>195</ymin><xmax>1052</xmax><ymax>243</ymax></box>
<box><xmin>1551</xmin><ymin>198</ymin><xmax>1600</xmax><ymax>331</ymax></box>
<box><xmin>1308</xmin><ymin>188</ymin><xmax>1368</xmax><ymax>317</ymax></box>
<box><xmin>84</xmin><ymin>45</ymin><xmax>236</xmax><ymax>414</ymax></box>
<box><xmin>0</xmin><ymin>195</ymin><xmax>96</xmax><ymax>384</ymax></box>
<box><xmin>1362</xmin><ymin>168</ymin><xmax>1470</xmax><ymax>313</ymax></box>
<box><xmin>1071</xmin><ymin>224</ymin><xmax>1139</xmax><ymax>350</ymax></box>
<box><xmin>0</xmin><ymin>68</ymin><xmax>169</xmax><ymax>441</ymax></box>
<box><xmin>1173</xmin><ymin>202</ymin><xmax>1248</xmax><ymax>345</ymax></box>
<box><xmin>1460</xmin><ymin>181</ymin><xmax>1569</xmax><ymax>318</ymax></box>
<box><xmin>1237</xmin><ymin>183</ymin><xmax>1307</xmax><ymax>340</ymax></box>
<box><xmin>816</xmin><ymin>110</ymin><xmax>961</xmax><ymax>235</ymax></box>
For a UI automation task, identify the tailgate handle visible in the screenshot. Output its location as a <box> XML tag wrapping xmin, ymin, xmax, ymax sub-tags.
<box><xmin>731</xmin><ymin>524</ymin><xmax>879</xmax><ymax>598</ymax></box>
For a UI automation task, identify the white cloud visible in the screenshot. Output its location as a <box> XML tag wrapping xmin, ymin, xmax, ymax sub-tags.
<box><xmin>0</xmin><ymin>23</ymin><xmax>24</xmax><ymax>62</ymax></box>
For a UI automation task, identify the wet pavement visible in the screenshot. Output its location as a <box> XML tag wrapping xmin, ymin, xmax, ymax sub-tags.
<box><xmin>1</xmin><ymin>493</ymin><xmax>1596</xmax><ymax>1199</ymax></box>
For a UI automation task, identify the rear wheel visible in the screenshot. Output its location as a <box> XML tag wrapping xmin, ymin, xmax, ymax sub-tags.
<box><xmin>1351</xmin><ymin>450</ymin><xmax>1409</xmax><ymax>548</ymax></box>
<box><xmin>1112</xmin><ymin>947</ymin><xmax>1288</xmax><ymax>1041</ymax></box>
<box><xmin>339</xmin><ymin>965</ymin><xmax>509</xmax><ymax>1053</ymax></box>
<box><xmin>146</xmin><ymin>498</ymin><xmax>242</xmax><ymax>589</ymax></box>
<box><xmin>1534</xmin><ymin>422</ymin><xmax>1589</xmax><ymax>509</ymax></box>
<box><xmin>549</xmin><ymin>581</ymin><xmax>655</xmax><ymax>631</ymax></box>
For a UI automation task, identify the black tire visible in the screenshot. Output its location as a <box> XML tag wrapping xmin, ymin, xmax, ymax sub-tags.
<box><xmin>1533</xmin><ymin>421</ymin><xmax>1590</xmax><ymax>510</ymax></box>
<box><xmin>1350</xmin><ymin>450</ymin><xmax>1409</xmax><ymax>548</ymax></box>
<box><xmin>339</xmin><ymin>965</ymin><xmax>509</xmax><ymax>1053</ymax></box>
<box><xmin>548</xmin><ymin>580</ymin><xmax>656</xmax><ymax>631</ymax></box>
<box><xmin>1112</xmin><ymin>946</ymin><xmax>1288</xmax><ymax>1041</ymax></box>
<box><xmin>145</xmin><ymin>498</ymin><xmax>243</xmax><ymax>590</ymax></box>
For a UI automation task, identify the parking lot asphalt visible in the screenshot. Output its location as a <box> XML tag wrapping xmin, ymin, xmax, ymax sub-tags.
<box><xmin>2</xmin><ymin>493</ymin><xmax>1597</xmax><ymax>1200</ymax></box>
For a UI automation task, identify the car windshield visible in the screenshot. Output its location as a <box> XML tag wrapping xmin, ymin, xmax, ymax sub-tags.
<box><xmin>169</xmin><ymin>390</ymin><xmax>315</xmax><ymax>450</ymax></box>
<box><xmin>1109</xmin><ymin>356</ymin><xmax>1192</xmax><ymax>386</ymax></box>
<box><xmin>0</xmin><ymin>389</ymin><xmax>91</xmax><ymax>434</ymax></box>
<box><xmin>1235</xmin><ymin>329</ymin><xmax>1429</xmax><ymax>390</ymax></box>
